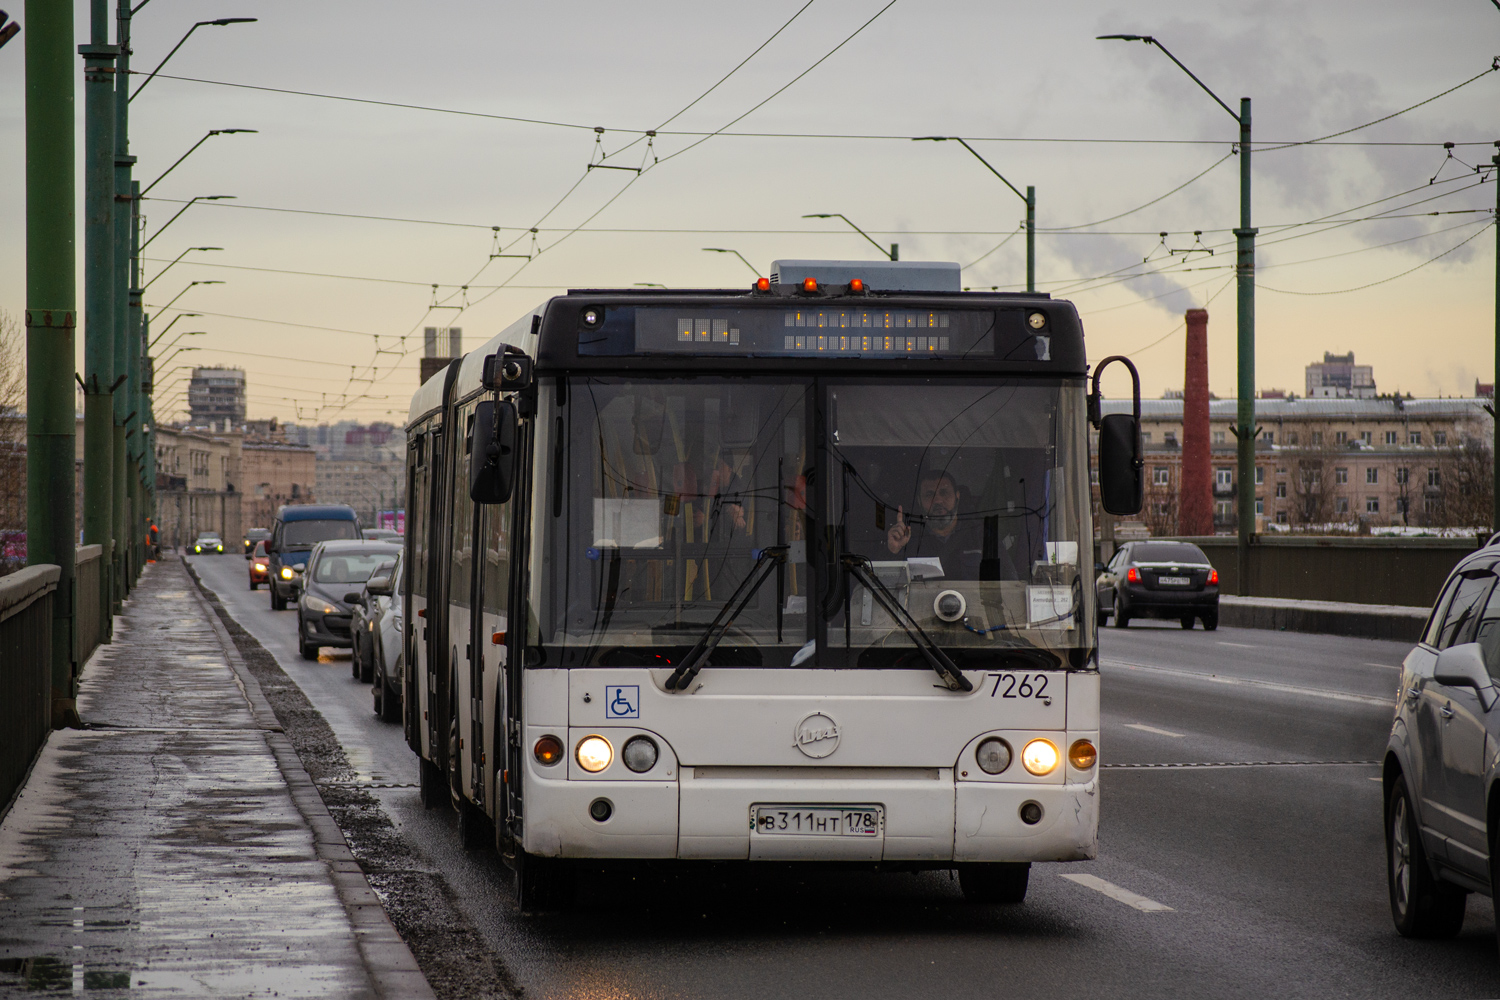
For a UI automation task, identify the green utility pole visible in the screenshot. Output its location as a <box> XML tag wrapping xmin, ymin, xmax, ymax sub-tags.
<box><xmin>127</xmin><ymin>179</ymin><xmax>143</xmax><ymax>582</ymax></box>
<box><xmin>912</xmin><ymin>138</ymin><xmax>1036</xmax><ymax>292</ymax></box>
<box><xmin>25</xmin><ymin>0</ymin><xmax>78</xmax><ymax>724</ymax></box>
<box><xmin>1234</xmin><ymin>98</ymin><xmax>1258</xmax><ymax>596</ymax></box>
<box><xmin>1493</xmin><ymin>147</ymin><xmax>1499</xmax><ymax>533</ymax></box>
<box><xmin>81</xmin><ymin>0</ymin><xmax>117</xmax><ymax>636</ymax></box>
<box><xmin>112</xmin><ymin>0</ymin><xmax>133</xmax><ymax>606</ymax></box>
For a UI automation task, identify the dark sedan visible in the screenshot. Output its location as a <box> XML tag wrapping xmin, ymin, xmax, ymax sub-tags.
<box><xmin>296</xmin><ymin>540</ymin><xmax>402</xmax><ymax>661</ymax></box>
<box><xmin>1096</xmin><ymin>540</ymin><xmax>1219</xmax><ymax>630</ymax></box>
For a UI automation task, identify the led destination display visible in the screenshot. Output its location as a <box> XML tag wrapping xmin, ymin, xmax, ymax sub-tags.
<box><xmin>628</xmin><ymin>307</ymin><xmax>997</xmax><ymax>358</ymax></box>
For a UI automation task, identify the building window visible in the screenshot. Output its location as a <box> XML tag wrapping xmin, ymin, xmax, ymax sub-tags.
<box><xmin>1255</xmin><ymin>499</ymin><xmax>1264</xmax><ymax>515</ymax></box>
<box><xmin>1089</xmin><ymin>468</ymin><xmax>1100</xmax><ymax>485</ymax></box>
<box><xmin>1276</xmin><ymin>467</ymin><xmax>1287</xmax><ymax>475</ymax></box>
<box><xmin>1366</xmin><ymin>497</ymin><xmax>1380</xmax><ymax>513</ymax></box>
<box><xmin>1255</xmin><ymin>466</ymin><xmax>1265</xmax><ymax>485</ymax></box>
<box><xmin>1428</xmin><ymin>468</ymin><xmax>1441</xmax><ymax>488</ymax></box>
<box><xmin>1156</xmin><ymin>501</ymin><xmax>1171</xmax><ymax>516</ymax></box>
<box><xmin>1335</xmin><ymin>467</ymin><xmax>1348</xmax><ymax>484</ymax></box>
<box><xmin>1141</xmin><ymin>431</ymin><xmax>1153</xmax><ymax>443</ymax></box>
<box><xmin>1409</xmin><ymin>431</ymin><xmax>1422</xmax><ymax>445</ymax></box>
<box><xmin>1434</xmin><ymin>431</ymin><xmax>1447</xmax><ymax>445</ymax></box>
<box><xmin>1164</xmin><ymin>433</ymin><xmax>1178</xmax><ymax>448</ymax></box>
<box><xmin>1336</xmin><ymin>497</ymin><xmax>1350</xmax><ymax>514</ymax></box>
<box><xmin>1385</xmin><ymin>431</ymin><xmax>1398</xmax><ymax>444</ymax></box>
<box><xmin>1396</xmin><ymin>497</ymin><xmax>1409</xmax><ymax>514</ymax></box>
<box><xmin>1275</xmin><ymin>483</ymin><xmax>1287</xmax><ymax>498</ymax></box>
<box><xmin>1213</xmin><ymin>430</ymin><xmax>1226</xmax><ymax>444</ymax></box>
<box><xmin>1335</xmin><ymin>431</ymin><xmax>1348</xmax><ymax>444</ymax></box>
<box><xmin>1425</xmin><ymin>496</ymin><xmax>1440</xmax><ymax>514</ymax></box>
<box><xmin>1366</xmin><ymin>468</ymin><xmax>1378</xmax><ymax>485</ymax></box>
<box><xmin>1215</xmin><ymin>501</ymin><xmax>1233</xmax><ymax>519</ymax></box>
<box><xmin>1153</xmin><ymin>467</ymin><xmax>1170</xmax><ymax>486</ymax></box>
<box><xmin>1311</xmin><ymin>432</ymin><xmax>1324</xmax><ymax>446</ymax></box>
<box><xmin>1263</xmin><ymin>431</ymin><xmax>1275</xmax><ymax>444</ymax></box>
<box><xmin>1276</xmin><ymin>510</ymin><xmax>1288</xmax><ymax>524</ymax></box>
<box><xmin>1287</xmin><ymin>432</ymin><xmax>1299</xmax><ymax>445</ymax></box>
<box><xmin>1215</xmin><ymin>468</ymin><xmax>1233</xmax><ymax>488</ymax></box>
<box><xmin>1396</xmin><ymin>467</ymin><xmax>1409</xmax><ymax>485</ymax></box>
<box><xmin>1360</xmin><ymin>431</ymin><xmax>1372</xmax><ymax>444</ymax></box>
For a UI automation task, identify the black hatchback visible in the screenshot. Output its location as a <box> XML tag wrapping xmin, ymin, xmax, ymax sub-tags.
<box><xmin>1096</xmin><ymin>540</ymin><xmax>1219</xmax><ymax>630</ymax></box>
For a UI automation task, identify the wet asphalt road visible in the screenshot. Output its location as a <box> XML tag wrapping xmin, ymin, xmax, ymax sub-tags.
<box><xmin>189</xmin><ymin>553</ymin><xmax>1500</xmax><ymax>999</ymax></box>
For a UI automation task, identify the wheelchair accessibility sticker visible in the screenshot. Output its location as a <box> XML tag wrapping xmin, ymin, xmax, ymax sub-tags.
<box><xmin>605</xmin><ymin>685</ymin><xmax>640</xmax><ymax>720</ymax></box>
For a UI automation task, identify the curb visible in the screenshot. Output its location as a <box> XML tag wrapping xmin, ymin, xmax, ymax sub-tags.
<box><xmin>1218</xmin><ymin>595</ymin><xmax>1428</xmax><ymax>643</ymax></box>
<box><xmin>183</xmin><ymin>556</ymin><xmax>437</xmax><ymax>1000</ymax></box>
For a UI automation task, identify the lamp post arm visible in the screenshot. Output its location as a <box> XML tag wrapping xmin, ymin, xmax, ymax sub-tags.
<box><xmin>140</xmin><ymin>135</ymin><xmax>209</xmax><ymax>196</ymax></box>
<box><xmin>130</xmin><ymin>21</ymin><xmax>204</xmax><ymax>102</ymax></box>
<box><xmin>952</xmin><ymin>138</ymin><xmax>1029</xmax><ymax>204</ymax></box>
<box><xmin>804</xmin><ymin>214</ymin><xmax>894</xmax><ymax>260</ymax></box>
<box><xmin>139</xmin><ymin>197</ymin><xmax>199</xmax><ymax>252</ymax></box>
<box><xmin>1143</xmin><ymin>38</ymin><xmax>1240</xmax><ymax>124</ymax></box>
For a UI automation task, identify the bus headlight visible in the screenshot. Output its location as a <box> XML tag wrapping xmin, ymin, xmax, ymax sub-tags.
<box><xmin>1068</xmin><ymin>739</ymin><xmax>1098</xmax><ymax>771</ymax></box>
<box><xmin>622</xmin><ymin>735</ymin><xmax>659</xmax><ymax>773</ymax></box>
<box><xmin>533</xmin><ymin>735</ymin><xmax>563</xmax><ymax>766</ymax></box>
<box><xmin>280</xmin><ymin>567</ymin><xmax>295</xmax><ymax>580</ymax></box>
<box><xmin>975</xmin><ymin>737</ymin><xmax>1012</xmax><ymax>774</ymax></box>
<box><xmin>1022</xmin><ymin>739</ymin><xmax>1059</xmax><ymax>776</ymax></box>
<box><xmin>576</xmin><ymin>735</ymin><xmax>612</xmax><ymax>772</ymax></box>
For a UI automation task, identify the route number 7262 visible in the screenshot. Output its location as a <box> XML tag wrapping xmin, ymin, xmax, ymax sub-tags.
<box><xmin>988</xmin><ymin>672</ymin><xmax>1050</xmax><ymax>699</ymax></box>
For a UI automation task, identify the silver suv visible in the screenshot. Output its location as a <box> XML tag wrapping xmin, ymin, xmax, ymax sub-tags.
<box><xmin>1384</xmin><ymin>538</ymin><xmax>1500</xmax><ymax>941</ymax></box>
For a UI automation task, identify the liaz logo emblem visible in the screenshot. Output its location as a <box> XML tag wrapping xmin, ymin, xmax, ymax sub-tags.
<box><xmin>793</xmin><ymin>712</ymin><xmax>840</xmax><ymax>759</ymax></box>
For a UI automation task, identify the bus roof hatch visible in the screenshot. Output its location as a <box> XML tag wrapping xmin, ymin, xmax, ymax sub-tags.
<box><xmin>769</xmin><ymin>259</ymin><xmax>961</xmax><ymax>292</ymax></box>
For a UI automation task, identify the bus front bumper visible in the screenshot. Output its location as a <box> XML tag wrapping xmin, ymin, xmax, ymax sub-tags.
<box><xmin>521</xmin><ymin>772</ymin><xmax>1098</xmax><ymax>864</ymax></box>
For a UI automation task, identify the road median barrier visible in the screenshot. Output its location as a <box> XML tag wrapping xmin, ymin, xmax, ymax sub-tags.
<box><xmin>1219</xmin><ymin>595</ymin><xmax>1429</xmax><ymax>643</ymax></box>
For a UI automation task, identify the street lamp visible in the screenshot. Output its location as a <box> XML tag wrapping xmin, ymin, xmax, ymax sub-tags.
<box><xmin>156</xmin><ymin>346</ymin><xmax>200</xmax><ymax>369</ymax></box>
<box><xmin>152</xmin><ymin>331</ymin><xmax>206</xmax><ymax>355</ymax></box>
<box><xmin>147</xmin><ymin>313</ymin><xmax>200</xmax><ymax>347</ymax></box>
<box><xmin>142</xmin><ymin>246</ymin><xmax>221</xmax><ymax>291</ymax></box>
<box><xmin>150</xmin><ymin>279</ymin><xmax>224</xmax><ymax>320</ymax></box>
<box><xmin>913</xmin><ymin>136</ymin><xmax>1035</xmax><ymax>293</ymax></box>
<box><xmin>1100</xmin><ymin>32</ymin><xmax>1257</xmax><ymax>593</ymax></box>
<box><xmin>130</xmin><ymin>19</ymin><xmax>257</xmax><ymax>102</ymax></box>
<box><xmin>802</xmin><ymin>214</ymin><xmax>898</xmax><ymax>261</ymax></box>
<box><xmin>139</xmin><ymin>130</ymin><xmax>257</xmax><ymax>198</ymax></box>
<box><xmin>702</xmin><ymin>247</ymin><xmax>762</xmax><ymax>278</ymax></box>
<box><xmin>140</xmin><ymin>195</ymin><xmax>234</xmax><ymax>252</ymax></box>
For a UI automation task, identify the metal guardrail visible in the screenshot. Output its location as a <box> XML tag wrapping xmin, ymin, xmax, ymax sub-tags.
<box><xmin>0</xmin><ymin>564</ymin><xmax>60</xmax><ymax>813</ymax></box>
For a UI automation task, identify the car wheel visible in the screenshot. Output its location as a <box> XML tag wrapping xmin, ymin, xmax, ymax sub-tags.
<box><xmin>351</xmin><ymin>636</ymin><xmax>362</xmax><ymax>679</ymax></box>
<box><xmin>271</xmin><ymin>588</ymin><xmax>285</xmax><ymax>611</ymax></box>
<box><xmin>957</xmin><ymin>862</ymin><xmax>1030</xmax><ymax>904</ymax></box>
<box><xmin>515</xmin><ymin>849</ymin><xmax>575</xmax><ymax>913</ymax></box>
<box><xmin>1096</xmin><ymin>599</ymin><xmax>1109</xmax><ymax>626</ymax></box>
<box><xmin>380</xmin><ymin>655</ymin><xmax>404</xmax><ymax>723</ymax></box>
<box><xmin>458</xmin><ymin>797</ymin><xmax>491</xmax><ymax>852</ymax></box>
<box><xmin>1180</xmin><ymin>615</ymin><xmax>1195</xmax><ymax>629</ymax></box>
<box><xmin>358</xmin><ymin>635</ymin><xmax>375</xmax><ymax>684</ymax></box>
<box><xmin>1201</xmin><ymin>611</ymin><xmax>1218</xmax><ymax>631</ymax></box>
<box><xmin>249</xmin><ymin>580</ymin><xmax>258</xmax><ymax>591</ymax></box>
<box><xmin>1388</xmin><ymin>773</ymin><xmax>1466</xmax><ymax>938</ymax></box>
<box><xmin>298</xmin><ymin>622</ymin><xmax>320</xmax><ymax>661</ymax></box>
<box><xmin>1112</xmin><ymin>592</ymin><xmax>1130</xmax><ymax>628</ymax></box>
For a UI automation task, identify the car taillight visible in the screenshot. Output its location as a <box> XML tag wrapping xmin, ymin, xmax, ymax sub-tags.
<box><xmin>1126</xmin><ymin>567</ymin><xmax>1139</xmax><ymax>583</ymax></box>
<box><xmin>1208</xmin><ymin>569</ymin><xmax>1219</xmax><ymax>585</ymax></box>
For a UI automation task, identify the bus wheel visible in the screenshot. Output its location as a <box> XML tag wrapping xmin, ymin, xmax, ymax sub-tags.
<box><xmin>458</xmin><ymin>798</ymin><xmax>491</xmax><ymax>851</ymax></box>
<box><xmin>516</xmin><ymin>850</ymin><xmax>575</xmax><ymax>913</ymax></box>
<box><xmin>957</xmin><ymin>862</ymin><xmax>1030</xmax><ymax>904</ymax></box>
<box><xmin>419</xmin><ymin>757</ymin><xmax>447</xmax><ymax>810</ymax></box>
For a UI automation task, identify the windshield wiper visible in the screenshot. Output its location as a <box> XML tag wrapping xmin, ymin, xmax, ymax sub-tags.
<box><xmin>840</xmin><ymin>553</ymin><xmax>973</xmax><ymax>693</ymax></box>
<box><xmin>664</xmin><ymin>545</ymin><xmax>787</xmax><ymax>692</ymax></box>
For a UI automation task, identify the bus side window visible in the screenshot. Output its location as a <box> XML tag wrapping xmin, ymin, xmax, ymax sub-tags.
<box><xmin>409</xmin><ymin>432</ymin><xmax>427</xmax><ymax>599</ymax></box>
<box><xmin>482</xmin><ymin>500</ymin><xmax>510</xmax><ymax>620</ymax></box>
<box><xmin>450</xmin><ymin>404</ymin><xmax>477</xmax><ymax>609</ymax></box>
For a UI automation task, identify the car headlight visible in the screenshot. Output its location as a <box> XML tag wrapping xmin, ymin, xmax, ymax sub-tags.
<box><xmin>575</xmin><ymin>735</ymin><xmax>612</xmax><ymax>772</ymax></box>
<box><xmin>253</xmin><ymin>563</ymin><xmax>267</xmax><ymax>572</ymax></box>
<box><xmin>215</xmin><ymin>544</ymin><xmax>223</xmax><ymax>552</ymax></box>
<box><xmin>279</xmin><ymin>567</ymin><xmax>295</xmax><ymax>580</ymax></box>
<box><xmin>193</xmin><ymin>545</ymin><xmax>201</xmax><ymax>553</ymax></box>
<box><xmin>1022</xmin><ymin>739</ymin><xmax>1059</xmax><ymax>776</ymax></box>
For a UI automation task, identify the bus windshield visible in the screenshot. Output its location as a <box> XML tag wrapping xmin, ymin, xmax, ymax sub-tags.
<box><xmin>534</xmin><ymin>377</ymin><xmax>1090</xmax><ymax>670</ymax></box>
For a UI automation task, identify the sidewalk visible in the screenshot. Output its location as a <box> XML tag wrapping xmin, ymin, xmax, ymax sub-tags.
<box><xmin>0</xmin><ymin>558</ymin><xmax>433</xmax><ymax>998</ymax></box>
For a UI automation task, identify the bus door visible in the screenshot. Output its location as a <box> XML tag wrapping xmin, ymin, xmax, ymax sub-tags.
<box><xmin>404</xmin><ymin>429</ymin><xmax>429</xmax><ymax>752</ymax></box>
<box><xmin>427</xmin><ymin>424</ymin><xmax>448</xmax><ymax>768</ymax></box>
<box><xmin>475</xmin><ymin>485</ymin><xmax>512</xmax><ymax>823</ymax></box>
<box><xmin>448</xmin><ymin>402</ymin><xmax>481</xmax><ymax>801</ymax></box>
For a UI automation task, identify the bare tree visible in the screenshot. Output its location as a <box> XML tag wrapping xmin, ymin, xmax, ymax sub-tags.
<box><xmin>0</xmin><ymin>309</ymin><xmax>25</xmax><ymax>573</ymax></box>
<box><xmin>1288</xmin><ymin>447</ymin><xmax>1337</xmax><ymax>529</ymax></box>
<box><xmin>1437</xmin><ymin>438</ymin><xmax>1494</xmax><ymax>530</ymax></box>
<box><xmin>1142</xmin><ymin>482</ymin><xmax>1178</xmax><ymax>537</ymax></box>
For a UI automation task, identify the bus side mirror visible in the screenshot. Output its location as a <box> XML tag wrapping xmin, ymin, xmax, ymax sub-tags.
<box><xmin>1089</xmin><ymin>355</ymin><xmax>1144</xmax><ymax>517</ymax></box>
<box><xmin>1098</xmin><ymin>414</ymin><xmax>1143</xmax><ymax>515</ymax></box>
<box><xmin>470</xmin><ymin>398</ymin><xmax>518</xmax><ymax>504</ymax></box>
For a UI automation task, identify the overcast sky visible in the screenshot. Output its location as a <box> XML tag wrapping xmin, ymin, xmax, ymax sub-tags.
<box><xmin>0</xmin><ymin>0</ymin><xmax>1495</xmax><ymax>424</ymax></box>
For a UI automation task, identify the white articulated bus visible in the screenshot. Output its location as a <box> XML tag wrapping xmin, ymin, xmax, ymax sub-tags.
<box><xmin>402</xmin><ymin>259</ymin><xmax>1143</xmax><ymax>910</ymax></box>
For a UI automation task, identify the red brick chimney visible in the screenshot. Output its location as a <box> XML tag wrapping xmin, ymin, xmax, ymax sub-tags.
<box><xmin>1178</xmin><ymin>308</ymin><xmax>1212</xmax><ymax>536</ymax></box>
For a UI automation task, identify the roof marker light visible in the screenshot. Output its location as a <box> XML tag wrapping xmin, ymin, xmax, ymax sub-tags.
<box><xmin>802</xmin><ymin>277</ymin><xmax>818</xmax><ymax>293</ymax></box>
<box><xmin>849</xmin><ymin>278</ymin><xmax>864</xmax><ymax>293</ymax></box>
<box><xmin>756</xmin><ymin>277</ymin><xmax>770</xmax><ymax>292</ymax></box>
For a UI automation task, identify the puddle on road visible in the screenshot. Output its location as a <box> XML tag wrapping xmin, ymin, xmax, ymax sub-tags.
<box><xmin>0</xmin><ymin>957</ymin><xmax>131</xmax><ymax>991</ymax></box>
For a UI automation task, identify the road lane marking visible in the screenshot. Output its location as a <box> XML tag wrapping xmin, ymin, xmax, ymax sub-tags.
<box><xmin>1217</xmin><ymin>641</ymin><xmax>1254</xmax><ymax>648</ymax></box>
<box><xmin>1104</xmin><ymin>659</ymin><xmax>1394</xmax><ymax>708</ymax></box>
<box><xmin>1060</xmin><ymin>874</ymin><xmax>1174</xmax><ymax>912</ymax></box>
<box><xmin>1364</xmin><ymin>662</ymin><xmax>1401</xmax><ymax>671</ymax></box>
<box><xmin>1103</xmin><ymin>759</ymin><xmax>1377</xmax><ymax>770</ymax></box>
<box><xmin>1369</xmin><ymin>776</ymin><xmax>1383</xmax><ymax>782</ymax></box>
<box><xmin>1124</xmin><ymin>723</ymin><xmax>1186</xmax><ymax>738</ymax></box>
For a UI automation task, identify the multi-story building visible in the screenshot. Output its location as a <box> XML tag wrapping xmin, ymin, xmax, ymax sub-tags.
<box><xmin>187</xmin><ymin>367</ymin><xmax>247</xmax><ymax>424</ymax></box>
<box><xmin>1305</xmin><ymin>351</ymin><xmax>1376</xmax><ymax>399</ymax></box>
<box><xmin>154</xmin><ymin>422</ymin><xmax>242</xmax><ymax>547</ymax></box>
<box><xmin>241</xmin><ymin>441</ymin><xmax>317</xmax><ymax>530</ymax></box>
<box><xmin>1100</xmin><ymin>396</ymin><xmax>1492</xmax><ymax>533</ymax></box>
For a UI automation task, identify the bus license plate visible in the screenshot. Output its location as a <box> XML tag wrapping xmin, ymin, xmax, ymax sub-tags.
<box><xmin>1158</xmin><ymin>576</ymin><xmax>1190</xmax><ymax>586</ymax></box>
<box><xmin>753</xmin><ymin>806</ymin><xmax>882</xmax><ymax>837</ymax></box>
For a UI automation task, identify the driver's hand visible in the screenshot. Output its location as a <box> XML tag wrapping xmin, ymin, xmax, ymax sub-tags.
<box><xmin>886</xmin><ymin>505</ymin><xmax>911</xmax><ymax>554</ymax></box>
